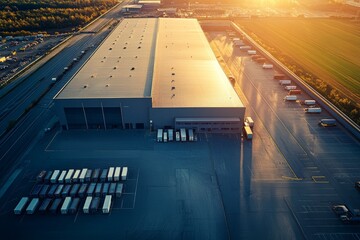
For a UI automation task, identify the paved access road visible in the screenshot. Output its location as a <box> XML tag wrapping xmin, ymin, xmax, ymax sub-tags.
<box><xmin>207</xmin><ymin>30</ymin><xmax>360</xmax><ymax>239</ymax></box>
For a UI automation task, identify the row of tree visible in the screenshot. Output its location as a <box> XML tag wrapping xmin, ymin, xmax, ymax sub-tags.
<box><xmin>0</xmin><ymin>0</ymin><xmax>116</xmax><ymax>36</ymax></box>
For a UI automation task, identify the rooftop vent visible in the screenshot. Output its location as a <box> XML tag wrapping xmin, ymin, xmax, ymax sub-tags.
<box><xmin>83</xmin><ymin>85</ymin><xmax>88</xmax><ymax>88</ymax></box>
<box><xmin>113</xmin><ymin>66</ymin><xmax>117</xmax><ymax>69</ymax></box>
<box><xmin>109</xmin><ymin>48</ymin><xmax>112</xmax><ymax>50</ymax></box>
<box><xmin>172</xmin><ymin>73</ymin><xmax>175</xmax><ymax>76</ymax></box>
<box><xmin>106</xmin><ymin>84</ymin><xmax>110</xmax><ymax>87</ymax></box>
<box><xmin>138</xmin><ymin>46</ymin><xmax>141</xmax><ymax>49</ymax></box>
<box><xmin>131</xmin><ymin>67</ymin><xmax>135</xmax><ymax>71</ymax></box>
<box><xmin>171</xmin><ymin>86</ymin><xmax>175</xmax><ymax>90</ymax></box>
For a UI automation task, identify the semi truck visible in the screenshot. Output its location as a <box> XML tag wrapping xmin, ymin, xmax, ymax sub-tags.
<box><xmin>49</xmin><ymin>198</ymin><xmax>62</xmax><ymax>214</ymax></box>
<box><xmin>58</xmin><ymin>170</ymin><xmax>67</xmax><ymax>183</ymax></box>
<box><xmin>304</xmin><ymin>100</ymin><xmax>316</xmax><ymax>105</ymax></box>
<box><xmin>114</xmin><ymin>167</ymin><xmax>121</xmax><ymax>181</ymax></box>
<box><xmin>90</xmin><ymin>197</ymin><xmax>100</xmax><ymax>213</ymax></box>
<box><xmin>50</xmin><ymin>170</ymin><xmax>60</xmax><ymax>183</ymax></box>
<box><xmin>72</xmin><ymin>169</ymin><xmax>81</xmax><ymax>183</ymax></box>
<box><xmin>289</xmin><ymin>89</ymin><xmax>301</xmax><ymax>95</ymax></box>
<box><xmin>304</xmin><ymin>107</ymin><xmax>322</xmax><ymax>113</ymax></box>
<box><xmin>239</xmin><ymin>45</ymin><xmax>251</xmax><ymax>50</ymax></box>
<box><xmin>26</xmin><ymin>198</ymin><xmax>39</xmax><ymax>214</ymax></box>
<box><xmin>36</xmin><ymin>171</ymin><xmax>46</xmax><ymax>183</ymax></box>
<box><xmin>78</xmin><ymin>183</ymin><xmax>88</xmax><ymax>198</ymax></box>
<box><xmin>188</xmin><ymin>129</ymin><xmax>194</xmax><ymax>141</ymax></box>
<box><xmin>180</xmin><ymin>128</ymin><xmax>187</xmax><ymax>142</ymax></box>
<box><xmin>91</xmin><ymin>168</ymin><xmax>100</xmax><ymax>182</ymax></box>
<box><xmin>102</xmin><ymin>183</ymin><xmax>110</xmax><ymax>197</ymax></box>
<box><xmin>61</xmin><ymin>197</ymin><xmax>72</xmax><ymax>214</ymax></box>
<box><xmin>116</xmin><ymin>183</ymin><xmax>123</xmax><ymax>197</ymax></box>
<box><xmin>245</xmin><ymin>117</ymin><xmax>254</xmax><ymax>128</ymax></box>
<box><xmin>284</xmin><ymin>85</ymin><xmax>297</xmax><ymax>90</ymax></box>
<box><xmin>83</xmin><ymin>197</ymin><xmax>92</xmax><ymax>214</ymax></box>
<box><xmin>87</xmin><ymin>183</ymin><xmax>96</xmax><ymax>196</ymax></box>
<box><xmin>319</xmin><ymin>119</ymin><xmax>336</xmax><ymax>127</ymax></box>
<box><xmin>262</xmin><ymin>63</ymin><xmax>273</xmax><ymax>69</ymax></box>
<box><xmin>85</xmin><ymin>169</ymin><xmax>92</xmax><ymax>182</ymax></box>
<box><xmin>61</xmin><ymin>184</ymin><xmax>71</xmax><ymax>197</ymax></box>
<box><xmin>107</xmin><ymin>167</ymin><xmax>114</xmax><ymax>182</ymax></box>
<box><xmin>243</xmin><ymin>126</ymin><xmax>253</xmax><ymax>140</ymax></box>
<box><xmin>44</xmin><ymin>171</ymin><xmax>53</xmax><ymax>183</ymax></box>
<box><xmin>109</xmin><ymin>183</ymin><xmax>117</xmax><ymax>196</ymax></box>
<box><xmin>273</xmin><ymin>73</ymin><xmax>286</xmax><ymax>80</ymax></box>
<box><xmin>70</xmin><ymin>184</ymin><xmax>80</xmax><ymax>197</ymax></box>
<box><xmin>168</xmin><ymin>129</ymin><xmax>174</xmax><ymax>141</ymax></box>
<box><xmin>14</xmin><ymin>197</ymin><xmax>29</xmax><ymax>214</ymax></box>
<box><xmin>102</xmin><ymin>195</ymin><xmax>112</xmax><ymax>214</ymax></box>
<box><xmin>157</xmin><ymin>129</ymin><xmax>163</xmax><ymax>142</ymax></box>
<box><xmin>54</xmin><ymin>184</ymin><xmax>64</xmax><ymax>197</ymax></box>
<box><xmin>69</xmin><ymin>198</ymin><xmax>80</xmax><ymax>214</ymax></box>
<box><xmin>279</xmin><ymin>80</ymin><xmax>291</xmax><ymax>85</ymax></box>
<box><xmin>100</xmin><ymin>169</ymin><xmax>108</xmax><ymax>182</ymax></box>
<box><xmin>95</xmin><ymin>183</ymin><xmax>102</xmax><ymax>197</ymax></box>
<box><xmin>39</xmin><ymin>185</ymin><xmax>50</xmax><ymax>198</ymax></box>
<box><xmin>65</xmin><ymin>169</ymin><xmax>74</xmax><ymax>183</ymax></box>
<box><xmin>121</xmin><ymin>167</ymin><xmax>128</xmax><ymax>180</ymax></box>
<box><xmin>79</xmin><ymin>168</ymin><xmax>88</xmax><ymax>183</ymax></box>
<box><xmin>284</xmin><ymin>95</ymin><xmax>297</xmax><ymax>101</ymax></box>
<box><xmin>48</xmin><ymin>184</ymin><xmax>58</xmax><ymax>197</ymax></box>
<box><xmin>247</xmin><ymin>50</ymin><xmax>257</xmax><ymax>55</ymax></box>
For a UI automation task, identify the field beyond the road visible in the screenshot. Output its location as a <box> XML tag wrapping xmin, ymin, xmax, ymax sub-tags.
<box><xmin>235</xmin><ymin>18</ymin><xmax>360</xmax><ymax>104</ymax></box>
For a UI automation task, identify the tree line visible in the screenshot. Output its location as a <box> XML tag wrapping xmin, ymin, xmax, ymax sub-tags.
<box><xmin>0</xmin><ymin>0</ymin><xmax>117</xmax><ymax>36</ymax></box>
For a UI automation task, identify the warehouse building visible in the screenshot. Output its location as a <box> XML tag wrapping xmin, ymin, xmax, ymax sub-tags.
<box><xmin>54</xmin><ymin>18</ymin><xmax>245</xmax><ymax>133</ymax></box>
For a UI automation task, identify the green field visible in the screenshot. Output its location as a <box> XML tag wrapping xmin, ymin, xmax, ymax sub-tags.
<box><xmin>235</xmin><ymin>18</ymin><xmax>360</xmax><ymax>114</ymax></box>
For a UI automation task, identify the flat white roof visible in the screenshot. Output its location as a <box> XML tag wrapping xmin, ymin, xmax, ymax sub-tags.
<box><xmin>56</xmin><ymin>18</ymin><xmax>157</xmax><ymax>99</ymax></box>
<box><xmin>152</xmin><ymin>18</ymin><xmax>242</xmax><ymax>108</ymax></box>
<box><xmin>56</xmin><ymin>18</ymin><xmax>243</xmax><ymax>108</ymax></box>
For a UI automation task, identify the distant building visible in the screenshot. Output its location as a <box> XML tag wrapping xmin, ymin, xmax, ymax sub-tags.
<box><xmin>54</xmin><ymin>18</ymin><xmax>245</xmax><ymax>133</ymax></box>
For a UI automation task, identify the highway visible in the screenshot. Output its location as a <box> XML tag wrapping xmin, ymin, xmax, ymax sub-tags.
<box><xmin>0</xmin><ymin>0</ymin><xmax>132</xmax><ymax>186</ymax></box>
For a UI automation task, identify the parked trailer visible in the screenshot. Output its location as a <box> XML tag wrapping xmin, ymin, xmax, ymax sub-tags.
<box><xmin>65</xmin><ymin>169</ymin><xmax>74</xmax><ymax>183</ymax></box>
<box><xmin>262</xmin><ymin>63</ymin><xmax>273</xmax><ymax>69</ymax></box>
<box><xmin>188</xmin><ymin>129</ymin><xmax>194</xmax><ymax>141</ymax></box>
<box><xmin>114</xmin><ymin>167</ymin><xmax>121</xmax><ymax>181</ymax></box>
<box><xmin>102</xmin><ymin>195</ymin><xmax>112</xmax><ymax>214</ymax></box>
<box><xmin>79</xmin><ymin>168</ymin><xmax>88</xmax><ymax>183</ymax></box>
<box><xmin>247</xmin><ymin>50</ymin><xmax>257</xmax><ymax>55</ymax></box>
<box><xmin>14</xmin><ymin>197</ymin><xmax>29</xmax><ymax>214</ymax></box>
<box><xmin>102</xmin><ymin>183</ymin><xmax>110</xmax><ymax>197</ymax></box>
<box><xmin>284</xmin><ymin>95</ymin><xmax>297</xmax><ymax>101</ymax></box>
<box><xmin>175</xmin><ymin>131</ymin><xmax>180</xmax><ymax>141</ymax></box>
<box><xmin>61</xmin><ymin>184</ymin><xmax>71</xmax><ymax>197</ymax></box>
<box><xmin>157</xmin><ymin>129</ymin><xmax>163</xmax><ymax>142</ymax></box>
<box><xmin>245</xmin><ymin>117</ymin><xmax>254</xmax><ymax>128</ymax></box>
<box><xmin>180</xmin><ymin>128</ymin><xmax>187</xmax><ymax>142</ymax></box>
<box><xmin>243</xmin><ymin>126</ymin><xmax>253</xmax><ymax>140</ymax></box>
<box><xmin>50</xmin><ymin>170</ymin><xmax>60</xmax><ymax>183</ymax></box>
<box><xmin>107</xmin><ymin>167</ymin><xmax>114</xmax><ymax>182</ymax></box>
<box><xmin>50</xmin><ymin>198</ymin><xmax>62</xmax><ymax>214</ymax></box>
<box><xmin>274</xmin><ymin>73</ymin><xmax>286</xmax><ymax>80</ymax></box>
<box><xmin>30</xmin><ymin>184</ymin><xmax>43</xmax><ymax>197</ymax></box>
<box><xmin>70</xmin><ymin>184</ymin><xmax>80</xmax><ymax>197</ymax></box>
<box><xmin>36</xmin><ymin>170</ymin><xmax>46</xmax><ymax>183</ymax></box>
<box><xmin>95</xmin><ymin>183</ymin><xmax>102</xmax><ymax>197</ymax></box>
<box><xmin>116</xmin><ymin>183</ymin><xmax>123</xmax><ymax>197</ymax></box>
<box><xmin>48</xmin><ymin>184</ymin><xmax>58</xmax><ymax>197</ymax></box>
<box><xmin>83</xmin><ymin>196</ymin><xmax>92</xmax><ymax>214</ymax></box>
<box><xmin>289</xmin><ymin>90</ymin><xmax>302</xmax><ymax>95</ymax></box>
<box><xmin>305</xmin><ymin>107</ymin><xmax>322</xmax><ymax>113</ymax></box>
<box><xmin>279</xmin><ymin>80</ymin><xmax>291</xmax><ymax>85</ymax></box>
<box><xmin>39</xmin><ymin>185</ymin><xmax>50</xmax><ymax>198</ymax></box>
<box><xmin>239</xmin><ymin>45</ymin><xmax>251</xmax><ymax>50</ymax></box>
<box><xmin>319</xmin><ymin>118</ymin><xmax>336</xmax><ymax>127</ymax></box>
<box><xmin>100</xmin><ymin>169</ymin><xmax>108</xmax><ymax>182</ymax></box>
<box><xmin>168</xmin><ymin>129</ymin><xmax>174</xmax><ymax>141</ymax></box>
<box><xmin>78</xmin><ymin>183</ymin><xmax>88</xmax><ymax>198</ymax></box>
<box><xmin>26</xmin><ymin>198</ymin><xmax>39</xmax><ymax>214</ymax></box>
<box><xmin>92</xmin><ymin>168</ymin><xmax>100</xmax><ymax>182</ymax></box>
<box><xmin>284</xmin><ymin>85</ymin><xmax>297</xmax><ymax>90</ymax></box>
<box><xmin>61</xmin><ymin>197</ymin><xmax>72</xmax><ymax>214</ymax></box>
<box><xmin>109</xmin><ymin>183</ymin><xmax>117</xmax><ymax>196</ymax></box>
<box><xmin>304</xmin><ymin>100</ymin><xmax>316</xmax><ymax>105</ymax></box>
<box><xmin>72</xmin><ymin>169</ymin><xmax>81</xmax><ymax>183</ymax></box>
<box><xmin>44</xmin><ymin>171</ymin><xmax>53</xmax><ymax>183</ymax></box>
<box><xmin>58</xmin><ymin>170</ymin><xmax>67</xmax><ymax>183</ymax></box>
<box><xmin>87</xmin><ymin>183</ymin><xmax>96</xmax><ymax>196</ymax></box>
<box><xmin>54</xmin><ymin>184</ymin><xmax>64</xmax><ymax>198</ymax></box>
<box><xmin>38</xmin><ymin>198</ymin><xmax>52</xmax><ymax>213</ymax></box>
<box><xmin>85</xmin><ymin>169</ymin><xmax>92</xmax><ymax>182</ymax></box>
<box><xmin>90</xmin><ymin>197</ymin><xmax>100</xmax><ymax>213</ymax></box>
<box><xmin>69</xmin><ymin>198</ymin><xmax>80</xmax><ymax>214</ymax></box>
<box><xmin>121</xmin><ymin>167</ymin><xmax>128</xmax><ymax>181</ymax></box>
<box><xmin>163</xmin><ymin>132</ymin><xmax>168</xmax><ymax>142</ymax></box>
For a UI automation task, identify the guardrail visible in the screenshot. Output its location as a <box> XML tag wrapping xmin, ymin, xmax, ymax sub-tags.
<box><xmin>230</xmin><ymin>21</ymin><xmax>360</xmax><ymax>140</ymax></box>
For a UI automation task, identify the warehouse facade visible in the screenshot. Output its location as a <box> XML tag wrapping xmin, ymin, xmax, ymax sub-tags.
<box><xmin>54</xmin><ymin>18</ymin><xmax>245</xmax><ymax>133</ymax></box>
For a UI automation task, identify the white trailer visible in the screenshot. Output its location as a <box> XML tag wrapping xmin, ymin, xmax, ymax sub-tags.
<box><xmin>114</xmin><ymin>167</ymin><xmax>121</xmax><ymax>181</ymax></box>
<box><xmin>116</xmin><ymin>183</ymin><xmax>123</xmax><ymax>197</ymax></box>
<box><xmin>79</xmin><ymin>168</ymin><xmax>88</xmax><ymax>183</ymax></box>
<box><xmin>72</xmin><ymin>169</ymin><xmax>81</xmax><ymax>183</ymax></box>
<box><xmin>247</xmin><ymin>50</ymin><xmax>257</xmax><ymax>55</ymax></box>
<box><xmin>102</xmin><ymin>195</ymin><xmax>112</xmax><ymax>214</ymax></box>
<box><xmin>284</xmin><ymin>85</ymin><xmax>297</xmax><ymax>90</ymax></box>
<box><xmin>14</xmin><ymin>197</ymin><xmax>29</xmax><ymax>215</ymax></box>
<box><xmin>58</xmin><ymin>170</ymin><xmax>67</xmax><ymax>183</ymax></box>
<box><xmin>305</xmin><ymin>107</ymin><xmax>322</xmax><ymax>113</ymax></box>
<box><xmin>188</xmin><ymin>129</ymin><xmax>194</xmax><ymax>141</ymax></box>
<box><xmin>65</xmin><ymin>169</ymin><xmax>74</xmax><ymax>183</ymax></box>
<box><xmin>50</xmin><ymin>170</ymin><xmax>60</xmax><ymax>183</ymax></box>
<box><xmin>83</xmin><ymin>196</ymin><xmax>92</xmax><ymax>214</ymax></box>
<box><xmin>168</xmin><ymin>129</ymin><xmax>174</xmax><ymax>141</ymax></box>
<box><xmin>61</xmin><ymin>197</ymin><xmax>72</xmax><ymax>214</ymax></box>
<box><xmin>304</xmin><ymin>100</ymin><xmax>316</xmax><ymax>105</ymax></box>
<box><xmin>163</xmin><ymin>132</ymin><xmax>168</xmax><ymax>142</ymax></box>
<box><xmin>108</xmin><ymin>167</ymin><xmax>114</xmax><ymax>182</ymax></box>
<box><xmin>157</xmin><ymin>129</ymin><xmax>163</xmax><ymax>142</ymax></box>
<box><xmin>180</xmin><ymin>128</ymin><xmax>187</xmax><ymax>142</ymax></box>
<box><xmin>262</xmin><ymin>63</ymin><xmax>273</xmax><ymax>69</ymax></box>
<box><xmin>284</xmin><ymin>95</ymin><xmax>297</xmax><ymax>101</ymax></box>
<box><xmin>26</xmin><ymin>198</ymin><xmax>39</xmax><ymax>214</ymax></box>
<box><xmin>239</xmin><ymin>45</ymin><xmax>251</xmax><ymax>50</ymax></box>
<box><xmin>121</xmin><ymin>167</ymin><xmax>128</xmax><ymax>181</ymax></box>
<box><xmin>279</xmin><ymin>80</ymin><xmax>291</xmax><ymax>85</ymax></box>
<box><xmin>175</xmin><ymin>131</ymin><xmax>180</xmax><ymax>142</ymax></box>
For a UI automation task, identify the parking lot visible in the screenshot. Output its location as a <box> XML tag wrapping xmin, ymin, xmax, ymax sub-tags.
<box><xmin>206</xmin><ymin>29</ymin><xmax>360</xmax><ymax>239</ymax></box>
